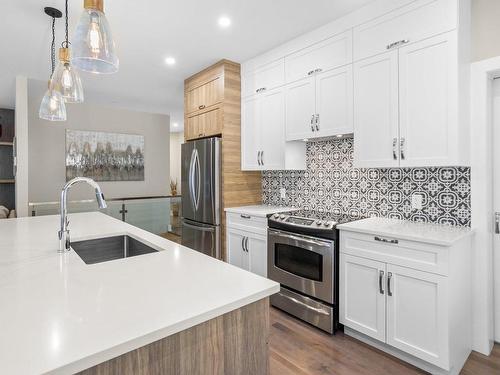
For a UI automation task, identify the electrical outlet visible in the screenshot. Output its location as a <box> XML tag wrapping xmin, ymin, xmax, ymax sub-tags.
<box><xmin>280</xmin><ymin>188</ymin><xmax>286</xmax><ymax>199</ymax></box>
<box><xmin>411</xmin><ymin>194</ymin><xmax>423</xmax><ymax>210</ymax></box>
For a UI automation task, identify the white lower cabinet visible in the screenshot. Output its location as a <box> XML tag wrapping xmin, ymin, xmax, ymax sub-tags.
<box><xmin>340</xmin><ymin>229</ymin><xmax>471</xmax><ymax>374</ymax></box>
<box><xmin>226</xmin><ymin>214</ymin><xmax>268</xmax><ymax>278</ymax></box>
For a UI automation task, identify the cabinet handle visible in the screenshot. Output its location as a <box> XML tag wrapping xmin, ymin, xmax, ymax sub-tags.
<box><xmin>244</xmin><ymin>237</ymin><xmax>249</xmax><ymax>252</ymax></box>
<box><xmin>392</xmin><ymin>138</ymin><xmax>397</xmax><ymax>160</ymax></box>
<box><xmin>307</xmin><ymin>70</ymin><xmax>315</xmax><ymax>76</ymax></box>
<box><xmin>495</xmin><ymin>212</ymin><xmax>500</xmax><ymax>234</ymax></box>
<box><xmin>314</xmin><ymin>68</ymin><xmax>323</xmax><ymax>74</ymax></box>
<box><xmin>374</xmin><ymin>236</ymin><xmax>399</xmax><ymax>244</ymax></box>
<box><xmin>198</xmin><ymin>105</ymin><xmax>205</xmax><ymax>110</ymax></box>
<box><xmin>400</xmin><ymin>138</ymin><xmax>406</xmax><ymax>160</ymax></box>
<box><xmin>255</xmin><ymin>87</ymin><xmax>267</xmax><ymax>93</ymax></box>
<box><xmin>379</xmin><ymin>270</ymin><xmax>385</xmax><ymax>295</ymax></box>
<box><xmin>315</xmin><ymin>114</ymin><xmax>320</xmax><ymax>131</ymax></box>
<box><xmin>241</xmin><ymin>237</ymin><xmax>245</xmax><ymax>252</ymax></box>
<box><xmin>311</xmin><ymin>114</ymin><xmax>315</xmax><ymax>132</ymax></box>
<box><xmin>261</xmin><ymin>150</ymin><xmax>264</xmax><ymax>166</ymax></box>
<box><xmin>258</xmin><ymin>151</ymin><xmax>263</xmax><ymax>166</ymax></box>
<box><xmin>240</xmin><ymin>214</ymin><xmax>251</xmax><ymax>219</ymax></box>
<box><xmin>386</xmin><ymin>39</ymin><xmax>410</xmax><ymax>50</ymax></box>
<box><xmin>198</xmin><ymin>133</ymin><xmax>204</xmax><ymax>138</ymax></box>
<box><xmin>387</xmin><ymin>272</ymin><xmax>393</xmax><ymax>296</ymax></box>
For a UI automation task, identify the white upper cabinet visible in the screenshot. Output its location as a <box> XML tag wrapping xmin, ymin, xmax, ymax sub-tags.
<box><xmin>353</xmin><ymin>0</ymin><xmax>457</xmax><ymax>61</ymax></box>
<box><xmin>241</xmin><ymin>95</ymin><xmax>261</xmax><ymax>170</ymax></box>
<box><xmin>285</xmin><ymin>31</ymin><xmax>353</xmax><ymax>84</ymax></box>
<box><xmin>398</xmin><ymin>32</ymin><xmax>458</xmax><ymax>167</ymax></box>
<box><xmin>354</xmin><ymin>51</ymin><xmax>399</xmax><ymax>168</ymax></box>
<box><xmin>242</xmin><ymin>59</ymin><xmax>285</xmax><ymax>98</ymax></box>
<box><xmin>315</xmin><ymin>65</ymin><xmax>354</xmax><ymax>138</ymax></box>
<box><xmin>285</xmin><ymin>77</ymin><xmax>316</xmax><ymax>141</ymax></box>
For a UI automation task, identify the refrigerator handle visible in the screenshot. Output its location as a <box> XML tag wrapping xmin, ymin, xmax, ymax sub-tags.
<box><xmin>189</xmin><ymin>149</ymin><xmax>197</xmax><ymax>211</ymax></box>
<box><xmin>194</xmin><ymin>148</ymin><xmax>201</xmax><ymax>211</ymax></box>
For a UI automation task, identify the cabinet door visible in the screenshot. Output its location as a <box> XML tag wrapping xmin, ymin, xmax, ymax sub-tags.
<box><xmin>285</xmin><ymin>77</ymin><xmax>316</xmax><ymax>141</ymax></box>
<box><xmin>315</xmin><ymin>65</ymin><xmax>353</xmax><ymax>137</ymax></box>
<box><xmin>340</xmin><ymin>254</ymin><xmax>386</xmax><ymax>342</ymax></box>
<box><xmin>398</xmin><ymin>32</ymin><xmax>457</xmax><ymax>167</ymax></box>
<box><xmin>260</xmin><ymin>88</ymin><xmax>285</xmax><ymax>170</ymax></box>
<box><xmin>186</xmin><ymin>107</ymin><xmax>222</xmax><ymax>140</ymax></box>
<box><xmin>285</xmin><ymin>31</ymin><xmax>352</xmax><ymax>83</ymax></box>
<box><xmin>226</xmin><ymin>228</ymin><xmax>248</xmax><ymax>271</ymax></box>
<box><xmin>386</xmin><ymin>264</ymin><xmax>449</xmax><ymax>369</ymax></box>
<box><xmin>185</xmin><ymin>114</ymin><xmax>204</xmax><ymax>141</ymax></box>
<box><xmin>242</xmin><ymin>59</ymin><xmax>285</xmax><ymax>98</ymax></box>
<box><xmin>353</xmin><ymin>51</ymin><xmax>399</xmax><ymax>168</ymax></box>
<box><xmin>241</xmin><ymin>95</ymin><xmax>262</xmax><ymax>170</ymax></box>
<box><xmin>186</xmin><ymin>77</ymin><xmax>223</xmax><ymax>114</ymax></box>
<box><xmin>247</xmin><ymin>233</ymin><xmax>267</xmax><ymax>277</ymax></box>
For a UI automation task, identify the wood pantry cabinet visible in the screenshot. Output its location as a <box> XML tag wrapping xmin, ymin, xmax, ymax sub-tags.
<box><xmin>184</xmin><ymin>60</ymin><xmax>262</xmax><ymax>260</ymax></box>
<box><xmin>339</xmin><ymin>226</ymin><xmax>472</xmax><ymax>375</ymax></box>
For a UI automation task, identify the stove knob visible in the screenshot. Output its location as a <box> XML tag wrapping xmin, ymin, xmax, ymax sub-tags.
<box><xmin>280</xmin><ymin>215</ymin><xmax>286</xmax><ymax>220</ymax></box>
<box><xmin>273</xmin><ymin>214</ymin><xmax>280</xmax><ymax>219</ymax></box>
<box><xmin>324</xmin><ymin>221</ymin><xmax>332</xmax><ymax>227</ymax></box>
<box><xmin>316</xmin><ymin>220</ymin><xmax>323</xmax><ymax>226</ymax></box>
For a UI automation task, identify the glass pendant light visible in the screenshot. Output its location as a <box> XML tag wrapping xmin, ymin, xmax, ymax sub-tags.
<box><xmin>39</xmin><ymin>8</ymin><xmax>67</xmax><ymax>122</ymax></box>
<box><xmin>71</xmin><ymin>0</ymin><xmax>119</xmax><ymax>74</ymax></box>
<box><xmin>52</xmin><ymin>0</ymin><xmax>84</xmax><ymax>103</ymax></box>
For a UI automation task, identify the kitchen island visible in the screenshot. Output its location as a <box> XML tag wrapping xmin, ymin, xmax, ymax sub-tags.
<box><xmin>0</xmin><ymin>212</ymin><xmax>279</xmax><ymax>374</ymax></box>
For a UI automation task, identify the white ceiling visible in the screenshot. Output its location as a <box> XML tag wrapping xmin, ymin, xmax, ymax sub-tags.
<box><xmin>1</xmin><ymin>0</ymin><xmax>374</xmax><ymax>132</ymax></box>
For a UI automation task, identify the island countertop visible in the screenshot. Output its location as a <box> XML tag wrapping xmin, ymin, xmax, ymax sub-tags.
<box><xmin>0</xmin><ymin>212</ymin><xmax>279</xmax><ymax>375</ymax></box>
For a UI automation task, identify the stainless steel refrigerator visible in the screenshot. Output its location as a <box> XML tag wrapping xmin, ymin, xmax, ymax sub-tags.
<box><xmin>181</xmin><ymin>137</ymin><xmax>221</xmax><ymax>259</ymax></box>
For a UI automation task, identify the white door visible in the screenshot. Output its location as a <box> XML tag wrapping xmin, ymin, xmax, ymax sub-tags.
<box><xmin>226</xmin><ymin>228</ymin><xmax>248</xmax><ymax>271</ymax></box>
<box><xmin>386</xmin><ymin>264</ymin><xmax>449</xmax><ymax>369</ymax></box>
<box><xmin>353</xmin><ymin>50</ymin><xmax>399</xmax><ymax>168</ymax></box>
<box><xmin>398</xmin><ymin>32</ymin><xmax>457</xmax><ymax>167</ymax></box>
<box><xmin>340</xmin><ymin>254</ymin><xmax>386</xmax><ymax>342</ymax></box>
<box><xmin>260</xmin><ymin>88</ymin><xmax>285</xmax><ymax>170</ymax></box>
<box><xmin>493</xmin><ymin>78</ymin><xmax>500</xmax><ymax>342</ymax></box>
<box><xmin>241</xmin><ymin>95</ymin><xmax>261</xmax><ymax>170</ymax></box>
<box><xmin>315</xmin><ymin>65</ymin><xmax>353</xmax><ymax>137</ymax></box>
<box><xmin>247</xmin><ymin>233</ymin><xmax>267</xmax><ymax>278</ymax></box>
<box><xmin>285</xmin><ymin>77</ymin><xmax>316</xmax><ymax>141</ymax></box>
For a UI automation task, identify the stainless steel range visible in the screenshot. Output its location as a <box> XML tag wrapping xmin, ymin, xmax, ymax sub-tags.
<box><xmin>267</xmin><ymin>210</ymin><xmax>356</xmax><ymax>334</ymax></box>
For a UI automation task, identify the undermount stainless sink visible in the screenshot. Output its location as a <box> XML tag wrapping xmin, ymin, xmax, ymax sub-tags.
<box><xmin>71</xmin><ymin>235</ymin><xmax>159</xmax><ymax>265</ymax></box>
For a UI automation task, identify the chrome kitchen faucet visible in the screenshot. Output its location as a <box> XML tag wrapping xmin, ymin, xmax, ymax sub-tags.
<box><xmin>59</xmin><ymin>177</ymin><xmax>107</xmax><ymax>253</ymax></box>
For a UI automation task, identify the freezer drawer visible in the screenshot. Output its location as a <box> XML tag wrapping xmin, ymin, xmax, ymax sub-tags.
<box><xmin>181</xmin><ymin>218</ymin><xmax>220</xmax><ymax>259</ymax></box>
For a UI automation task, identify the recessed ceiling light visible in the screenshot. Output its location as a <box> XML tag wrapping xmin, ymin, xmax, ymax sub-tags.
<box><xmin>218</xmin><ymin>16</ymin><xmax>231</xmax><ymax>28</ymax></box>
<box><xmin>173</xmin><ymin>122</ymin><xmax>179</xmax><ymax>127</ymax></box>
<box><xmin>165</xmin><ymin>57</ymin><xmax>176</xmax><ymax>66</ymax></box>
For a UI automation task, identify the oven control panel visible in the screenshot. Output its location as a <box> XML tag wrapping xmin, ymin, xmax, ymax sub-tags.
<box><xmin>270</xmin><ymin>213</ymin><xmax>336</xmax><ymax>230</ymax></box>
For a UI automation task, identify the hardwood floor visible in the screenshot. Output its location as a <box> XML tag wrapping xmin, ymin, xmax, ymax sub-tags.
<box><xmin>269</xmin><ymin>307</ymin><xmax>500</xmax><ymax>375</ymax></box>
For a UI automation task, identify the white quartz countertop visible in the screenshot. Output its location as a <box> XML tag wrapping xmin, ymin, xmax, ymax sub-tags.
<box><xmin>224</xmin><ymin>205</ymin><xmax>297</xmax><ymax>217</ymax></box>
<box><xmin>0</xmin><ymin>212</ymin><xmax>279</xmax><ymax>375</ymax></box>
<box><xmin>337</xmin><ymin>217</ymin><xmax>474</xmax><ymax>246</ymax></box>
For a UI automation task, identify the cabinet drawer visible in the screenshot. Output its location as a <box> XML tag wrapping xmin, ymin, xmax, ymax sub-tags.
<box><xmin>340</xmin><ymin>231</ymin><xmax>449</xmax><ymax>276</ymax></box>
<box><xmin>226</xmin><ymin>212</ymin><xmax>267</xmax><ymax>235</ymax></box>
<box><xmin>242</xmin><ymin>59</ymin><xmax>285</xmax><ymax>98</ymax></box>
<box><xmin>186</xmin><ymin>77</ymin><xmax>223</xmax><ymax>114</ymax></box>
<box><xmin>353</xmin><ymin>0</ymin><xmax>457</xmax><ymax>61</ymax></box>
<box><xmin>285</xmin><ymin>31</ymin><xmax>352</xmax><ymax>84</ymax></box>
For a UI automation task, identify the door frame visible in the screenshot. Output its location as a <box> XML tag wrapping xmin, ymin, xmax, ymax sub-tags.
<box><xmin>470</xmin><ymin>56</ymin><xmax>500</xmax><ymax>355</ymax></box>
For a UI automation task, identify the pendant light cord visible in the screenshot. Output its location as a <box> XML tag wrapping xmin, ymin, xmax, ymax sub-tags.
<box><xmin>51</xmin><ymin>16</ymin><xmax>56</xmax><ymax>75</ymax></box>
<box><xmin>62</xmin><ymin>0</ymin><xmax>69</xmax><ymax>48</ymax></box>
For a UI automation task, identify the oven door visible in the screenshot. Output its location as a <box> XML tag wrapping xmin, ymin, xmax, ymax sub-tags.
<box><xmin>268</xmin><ymin>229</ymin><xmax>334</xmax><ymax>304</ymax></box>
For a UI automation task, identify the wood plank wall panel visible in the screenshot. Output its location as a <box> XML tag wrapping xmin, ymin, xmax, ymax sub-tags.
<box><xmin>184</xmin><ymin>60</ymin><xmax>262</xmax><ymax>261</ymax></box>
<box><xmin>78</xmin><ymin>298</ymin><xmax>270</xmax><ymax>375</ymax></box>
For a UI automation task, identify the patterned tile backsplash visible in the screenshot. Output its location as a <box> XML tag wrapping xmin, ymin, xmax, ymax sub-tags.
<box><xmin>262</xmin><ymin>138</ymin><xmax>471</xmax><ymax>227</ymax></box>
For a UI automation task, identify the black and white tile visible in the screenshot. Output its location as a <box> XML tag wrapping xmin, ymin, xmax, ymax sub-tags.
<box><xmin>262</xmin><ymin>138</ymin><xmax>471</xmax><ymax>227</ymax></box>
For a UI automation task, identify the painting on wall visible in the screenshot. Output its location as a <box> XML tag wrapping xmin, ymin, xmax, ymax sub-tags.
<box><xmin>66</xmin><ymin>130</ymin><xmax>145</xmax><ymax>182</ymax></box>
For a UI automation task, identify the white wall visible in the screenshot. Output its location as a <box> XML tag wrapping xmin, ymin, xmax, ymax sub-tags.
<box><xmin>27</xmin><ymin>79</ymin><xmax>170</xmax><ymax>203</ymax></box>
<box><xmin>169</xmin><ymin>132</ymin><xmax>183</xmax><ymax>193</ymax></box>
<box><xmin>472</xmin><ymin>0</ymin><xmax>500</xmax><ymax>61</ymax></box>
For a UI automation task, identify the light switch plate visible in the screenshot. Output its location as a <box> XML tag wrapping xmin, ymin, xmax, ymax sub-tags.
<box><xmin>280</xmin><ymin>188</ymin><xmax>286</xmax><ymax>199</ymax></box>
<box><xmin>411</xmin><ymin>194</ymin><xmax>423</xmax><ymax>210</ymax></box>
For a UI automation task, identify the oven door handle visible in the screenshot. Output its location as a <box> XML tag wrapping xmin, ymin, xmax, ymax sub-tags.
<box><xmin>273</xmin><ymin>232</ymin><xmax>331</xmax><ymax>247</ymax></box>
<box><xmin>277</xmin><ymin>292</ymin><xmax>330</xmax><ymax>316</ymax></box>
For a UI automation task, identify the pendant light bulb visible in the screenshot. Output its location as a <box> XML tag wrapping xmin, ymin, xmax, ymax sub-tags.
<box><xmin>71</xmin><ymin>0</ymin><xmax>119</xmax><ymax>74</ymax></box>
<box><xmin>53</xmin><ymin>48</ymin><xmax>85</xmax><ymax>103</ymax></box>
<box><xmin>39</xmin><ymin>81</ymin><xmax>67</xmax><ymax>121</ymax></box>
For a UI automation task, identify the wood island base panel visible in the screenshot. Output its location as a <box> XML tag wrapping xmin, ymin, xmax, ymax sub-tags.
<box><xmin>78</xmin><ymin>299</ymin><xmax>270</xmax><ymax>375</ymax></box>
